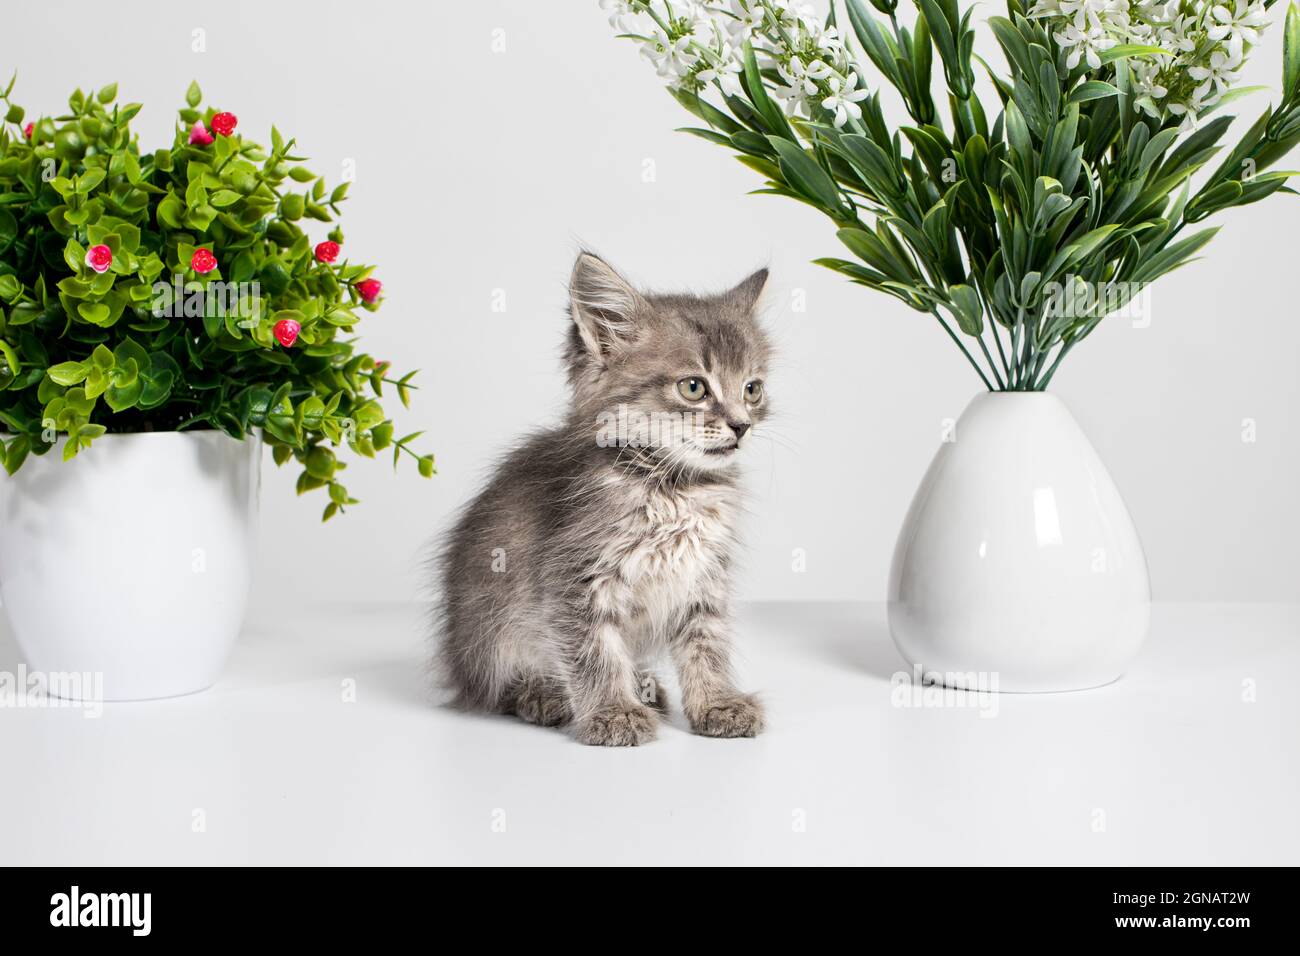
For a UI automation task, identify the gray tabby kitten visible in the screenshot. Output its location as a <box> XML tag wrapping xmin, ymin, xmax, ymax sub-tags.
<box><xmin>436</xmin><ymin>252</ymin><xmax>772</xmax><ymax>746</ymax></box>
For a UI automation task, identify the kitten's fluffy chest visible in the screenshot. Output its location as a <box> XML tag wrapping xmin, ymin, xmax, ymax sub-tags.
<box><xmin>590</xmin><ymin>478</ymin><xmax>737</xmax><ymax>634</ymax></box>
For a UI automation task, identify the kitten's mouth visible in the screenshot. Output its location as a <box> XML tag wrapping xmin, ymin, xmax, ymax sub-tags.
<box><xmin>701</xmin><ymin>443</ymin><xmax>738</xmax><ymax>456</ymax></box>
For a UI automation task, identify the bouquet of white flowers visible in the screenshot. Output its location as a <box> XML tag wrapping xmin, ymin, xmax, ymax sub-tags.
<box><xmin>1030</xmin><ymin>0</ymin><xmax>1271</xmax><ymax>128</ymax></box>
<box><xmin>606</xmin><ymin>0</ymin><xmax>1300</xmax><ymax>389</ymax></box>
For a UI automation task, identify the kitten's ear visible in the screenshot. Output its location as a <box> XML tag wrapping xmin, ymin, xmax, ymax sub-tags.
<box><xmin>569</xmin><ymin>253</ymin><xmax>646</xmax><ymax>359</ymax></box>
<box><xmin>730</xmin><ymin>267</ymin><xmax>769</xmax><ymax>314</ymax></box>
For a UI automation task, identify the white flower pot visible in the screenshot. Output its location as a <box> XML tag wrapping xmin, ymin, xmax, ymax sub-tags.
<box><xmin>0</xmin><ymin>430</ymin><xmax>261</xmax><ymax>700</ymax></box>
<box><xmin>887</xmin><ymin>393</ymin><xmax>1150</xmax><ymax>692</ymax></box>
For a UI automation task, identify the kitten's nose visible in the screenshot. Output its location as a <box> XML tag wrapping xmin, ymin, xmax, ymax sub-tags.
<box><xmin>730</xmin><ymin>422</ymin><xmax>751</xmax><ymax>441</ymax></box>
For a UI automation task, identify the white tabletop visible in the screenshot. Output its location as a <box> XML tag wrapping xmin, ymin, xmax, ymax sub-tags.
<box><xmin>1</xmin><ymin>601</ymin><xmax>1295</xmax><ymax>866</ymax></box>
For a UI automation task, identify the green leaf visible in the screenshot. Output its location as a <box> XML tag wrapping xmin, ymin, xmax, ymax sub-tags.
<box><xmin>1069</xmin><ymin>80</ymin><xmax>1119</xmax><ymax>104</ymax></box>
<box><xmin>767</xmin><ymin>138</ymin><xmax>844</xmax><ymax>213</ymax></box>
<box><xmin>1099</xmin><ymin>45</ymin><xmax>1169</xmax><ymax>65</ymax></box>
<box><xmin>837</xmin><ymin>227</ymin><xmax>907</xmax><ymax>280</ymax></box>
<box><xmin>306</xmin><ymin>445</ymin><xmax>336</xmax><ymax>480</ymax></box>
<box><xmin>1042</xmin><ymin>224</ymin><xmax>1121</xmax><ymax>280</ymax></box>
<box><xmin>947</xmin><ymin>283</ymin><xmax>984</xmax><ymax>335</ymax></box>
<box><xmin>1285</xmin><ymin>2</ymin><xmax>1300</xmax><ymax>97</ymax></box>
<box><xmin>185</xmin><ymin>80</ymin><xmax>202</xmax><ymax>107</ymax></box>
<box><xmin>91</xmin><ymin>344</ymin><xmax>115</xmax><ymax>371</ymax></box>
<box><xmin>678</xmin><ymin>127</ymin><xmax>734</xmax><ymax>148</ymax></box>
<box><xmin>85</xmin><ymin>366</ymin><xmax>110</xmax><ymax>400</ymax></box>
<box><xmin>0</xmin><ymin>339</ymin><xmax>19</xmax><ymax>377</ymax></box>
<box><xmin>740</xmin><ymin>42</ymin><xmax>790</xmax><ymax>138</ymax></box>
<box><xmin>352</xmin><ymin>401</ymin><xmax>384</xmax><ymax>431</ymax></box>
<box><xmin>64</xmin><ymin>238</ymin><xmax>87</xmax><ymax>273</ymax></box>
<box><xmin>105</xmin><ymin>373</ymin><xmax>143</xmax><ymax>411</ymax></box>
<box><xmin>210</xmin><ymin>189</ymin><xmax>242</xmax><ymax>208</ymax></box>
<box><xmin>0</xmin><ymin>207</ymin><xmax>17</xmax><ymax>250</ymax></box>
<box><xmin>2</xmin><ymin>435</ymin><xmax>31</xmax><ymax>476</ymax></box>
<box><xmin>299</xmin><ymin>396</ymin><xmax>326</xmax><ymax>429</ymax></box>
<box><xmin>844</xmin><ymin>0</ymin><xmax>904</xmax><ymax>90</ymax></box>
<box><xmin>78</xmin><ymin>302</ymin><xmax>111</xmax><ymax>325</ymax></box>
<box><xmin>1131</xmin><ymin>227</ymin><xmax>1220</xmax><ymax>283</ymax></box>
<box><xmin>48</xmin><ymin>361</ymin><xmax>90</xmax><ymax>386</ymax></box>
<box><xmin>669</xmin><ymin>87</ymin><xmax>743</xmax><ymax>135</ymax></box>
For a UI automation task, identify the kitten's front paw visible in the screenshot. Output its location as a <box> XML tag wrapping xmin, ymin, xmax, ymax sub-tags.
<box><xmin>576</xmin><ymin>704</ymin><xmax>658</xmax><ymax>747</ymax></box>
<box><xmin>511</xmin><ymin>678</ymin><xmax>572</xmax><ymax>727</ymax></box>
<box><xmin>690</xmin><ymin>694</ymin><xmax>765</xmax><ymax>738</ymax></box>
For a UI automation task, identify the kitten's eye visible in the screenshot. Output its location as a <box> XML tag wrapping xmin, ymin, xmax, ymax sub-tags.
<box><xmin>677</xmin><ymin>377</ymin><xmax>708</xmax><ymax>402</ymax></box>
<box><xmin>744</xmin><ymin>380</ymin><xmax>765</xmax><ymax>404</ymax></box>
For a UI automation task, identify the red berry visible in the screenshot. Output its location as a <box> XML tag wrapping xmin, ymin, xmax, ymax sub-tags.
<box><xmin>210</xmin><ymin>112</ymin><xmax>238</xmax><ymax>136</ymax></box>
<box><xmin>355</xmin><ymin>278</ymin><xmax>383</xmax><ymax>303</ymax></box>
<box><xmin>188</xmin><ymin>121</ymin><xmax>214</xmax><ymax>146</ymax></box>
<box><xmin>85</xmin><ymin>244</ymin><xmax>113</xmax><ymax>274</ymax></box>
<box><xmin>23</xmin><ymin>122</ymin><xmax>33</xmax><ymax>140</ymax></box>
<box><xmin>314</xmin><ymin>240</ymin><xmax>340</xmax><ymax>263</ymax></box>
<box><xmin>190</xmin><ymin>248</ymin><xmax>218</xmax><ymax>274</ymax></box>
<box><xmin>273</xmin><ymin>318</ymin><xmax>301</xmax><ymax>348</ymax></box>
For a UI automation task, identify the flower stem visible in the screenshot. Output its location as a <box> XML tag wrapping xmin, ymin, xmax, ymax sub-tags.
<box><xmin>1036</xmin><ymin>340</ymin><xmax>1075</xmax><ymax>390</ymax></box>
<box><xmin>930</xmin><ymin>310</ymin><xmax>994</xmax><ymax>391</ymax></box>
<box><xmin>977</xmin><ymin>336</ymin><xmax>1005</xmax><ymax>390</ymax></box>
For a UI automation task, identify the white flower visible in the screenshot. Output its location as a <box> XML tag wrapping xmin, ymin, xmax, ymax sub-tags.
<box><xmin>769</xmin><ymin>0</ymin><xmax>817</xmax><ymax>30</ymax></box>
<box><xmin>1187</xmin><ymin>48</ymin><xmax>1244</xmax><ymax>103</ymax></box>
<box><xmin>1166</xmin><ymin>99</ymin><xmax>1201</xmax><ymax>133</ymax></box>
<box><xmin>1133</xmin><ymin>0</ymin><xmax>1177</xmax><ymax>23</ymax></box>
<box><xmin>774</xmin><ymin>56</ymin><xmax>833</xmax><ymax>114</ymax></box>
<box><xmin>772</xmin><ymin>57</ymin><xmax>818</xmax><ymax>115</ymax></box>
<box><xmin>1026</xmin><ymin>0</ymin><xmax>1064</xmax><ymax>17</ymax></box>
<box><xmin>771</xmin><ymin>86</ymin><xmax>807</xmax><ymax>116</ymax></box>
<box><xmin>679</xmin><ymin>0</ymin><xmax>718</xmax><ymax>36</ymax></box>
<box><xmin>727</xmin><ymin>0</ymin><xmax>767</xmax><ymax>37</ymax></box>
<box><xmin>696</xmin><ymin>48</ymin><xmax>744</xmax><ymax>97</ymax></box>
<box><xmin>1055</xmin><ymin>22</ymin><xmax>1118</xmax><ymax>70</ymax></box>
<box><xmin>777</xmin><ymin>56</ymin><xmax>833</xmax><ymax>96</ymax></box>
<box><xmin>1128</xmin><ymin>22</ymin><xmax>1152</xmax><ymax>44</ymax></box>
<box><xmin>805</xmin><ymin>20</ymin><xmax>845</xmax><ymax>60</ymax></box>
<box><xmin>1132</xmin><ymin>61</ymin><xmax>1169</xmax><ymax>117</ymax></box>
<box><xmin>1012</xmin><ymin>0</ymin><xmax>1272</xmax><ymax>124</ymax></box>
<box><xmin>1207</xmin><ymin>0</ymin><xmax>1269</xmax><ymax>60</ymax></box>
<box><xmin>1161</xmin><ymin>15</ymin><xmax>1202</xmax><ymax>54</ymax></box>
<box><xmin>1132</xmin><ymin>62</ymin><xmax>1168</xmax><ymax>100</ymax></box>
<box><xmin>1058</xmin><ymin>0</ymin><xmax>1126</xmax><ymax>31</ymax></box>
<box><xmin>820</xmin><ymin>71</ymin><xmax>870</xmax><ymax>128</ymax></box>
<box><xmin>598</xmin><ymin>0</ymin><xmax>641</xmax><ymax>31</ymax></box>
<box><xmin>642</xmin><ymin>30</ymin><xmax>698</xmax><ymax>81</ymax></box>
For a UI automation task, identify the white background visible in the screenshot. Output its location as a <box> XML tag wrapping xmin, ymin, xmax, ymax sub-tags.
<box><xmin>4</xmin><ymin>0</ymin><xmax>1297</xmax><ymax>610</ymax></box>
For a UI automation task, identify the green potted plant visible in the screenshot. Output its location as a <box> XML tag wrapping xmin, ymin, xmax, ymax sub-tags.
<box><xmin>607</xmin><ymin>0</ymin><xmax>1300</xmax><ymax>689</ymax></box>
<box><xmin>0</xmin><ymin>78</ymin><xmax>433</xmax><ymax>700</ymax></box>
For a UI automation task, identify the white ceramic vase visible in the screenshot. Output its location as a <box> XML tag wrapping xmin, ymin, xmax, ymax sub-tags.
<box><xmin>887</xmin><ymin>392</ymin><xmax>1150</xmax><ymax>692</ymax></box>
<box><xmin>0</xmin><ymin>430</ymin><xmax>261</xmax><ymax>700</ymax></box>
